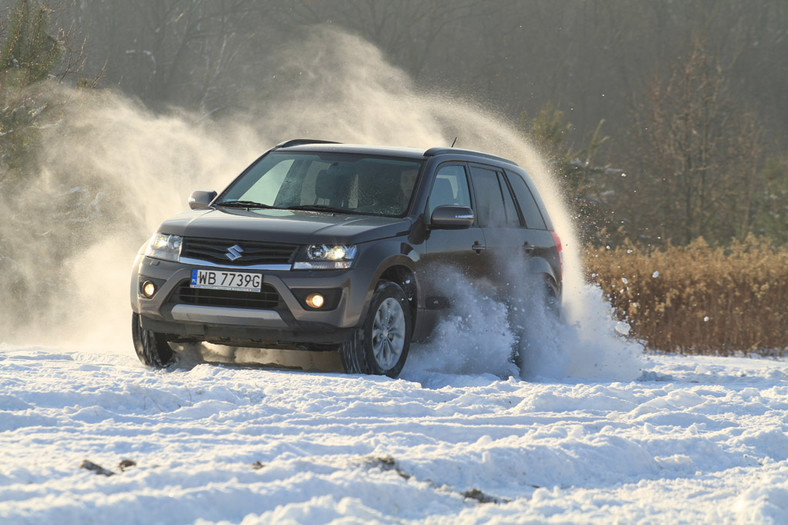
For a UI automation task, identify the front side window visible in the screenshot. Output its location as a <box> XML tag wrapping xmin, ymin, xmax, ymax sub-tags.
<box><xmin>427</xmin><ymin>164</ymin><xmax>472</xmax><ymax>218</ymax></box>
<box><xmin>220</xmin><ymin>152</ymin><xmax>423</xmax><ymax>217</ymax></box>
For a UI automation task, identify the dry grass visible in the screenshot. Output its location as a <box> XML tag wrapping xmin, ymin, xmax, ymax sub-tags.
<box><xmin>584</xmin><ymin>237</ymin><xmax>788</xmax><ymax>356</ymax></box>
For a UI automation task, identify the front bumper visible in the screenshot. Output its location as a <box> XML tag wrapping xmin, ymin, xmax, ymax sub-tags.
<box><xmin>130</xmin><ymin>255</ymin><xmax>367</xmax><ymax>346</ymax></box>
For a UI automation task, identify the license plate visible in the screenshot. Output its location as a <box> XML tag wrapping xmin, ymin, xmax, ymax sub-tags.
<box><xmin>190</xmin><ymin>269</ymin><xmax>262</xmax><ymax>292</ymax></box>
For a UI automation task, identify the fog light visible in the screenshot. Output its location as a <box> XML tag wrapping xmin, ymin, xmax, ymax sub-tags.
<box><xmin>305</xmin><ymin>293</ymin><xmax>325</xmax><ymax>309</ymax></box>
<box><xmin>142</xmin><ymin>281</ymin><xmax>157</xmax><ymax>298</ymax></box>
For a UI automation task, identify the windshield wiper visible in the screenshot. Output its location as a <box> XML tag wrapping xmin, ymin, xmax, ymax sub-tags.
<box><xmin>215</xmin><ymin>200</ymin><xmax>276</xmax><ymax>209</ymax></box>
<box><xmin>286</xmin><ymin>204</ymin><xmax>361</xmax><ymax>215</ymax></box>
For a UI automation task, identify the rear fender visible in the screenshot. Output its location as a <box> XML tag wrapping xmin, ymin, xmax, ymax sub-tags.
<box><xmin>526</xmin><ymin>256</ymin><xmax>561</xmax><ymax>301</ymax></box>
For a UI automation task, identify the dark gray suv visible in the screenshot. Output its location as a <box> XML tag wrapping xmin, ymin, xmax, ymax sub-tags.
<box><xmin>131</xmin><ymin>139</ymin><xmax>563</xmax><ymax>377</ymax></box>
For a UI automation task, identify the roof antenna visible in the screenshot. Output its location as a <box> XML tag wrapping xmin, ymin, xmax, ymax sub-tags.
<box><xmin>450</xmin><ymin>137</ymin><xmax>458</xmax><ymax>148</ymax></box>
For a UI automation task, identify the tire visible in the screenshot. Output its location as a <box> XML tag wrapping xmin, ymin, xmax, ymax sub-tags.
<box><xmin>340</xmin><ymin>281</ymin><xmax>412</xmax><ymax>378</ymax></box>
<box><xmin>510</xmin><ymin>279</ymin><xmax>563</xmax><ymax>370</ymax></box>
<box><xmin>131</xmin><ymin>312</ymin><xmax>175</xmax><ymax>368</ymax></box>
<box><xmin>543</xmin><ymin>280</ymin><xmax>564</xmax><ymax>323</ymax></box>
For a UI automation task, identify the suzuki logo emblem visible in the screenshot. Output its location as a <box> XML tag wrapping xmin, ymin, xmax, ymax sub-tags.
<box><xmin>225</xmin><ymin>244</ymin><xmax>244</xmax><ymax>261</ymax></box>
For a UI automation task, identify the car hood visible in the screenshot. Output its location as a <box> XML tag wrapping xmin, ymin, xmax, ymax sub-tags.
<box><xmin>158</xmin><ymin>208</ymin><xmax>412</xmax><ymax>245</ymax></box>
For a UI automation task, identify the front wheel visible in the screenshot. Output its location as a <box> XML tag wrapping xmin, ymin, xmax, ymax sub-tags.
<box><xmin>131</xmin><ymin>312</ymin><xmax>175</xmax><ymax>368</ymax></box>
<box><xmin>341</xmin><ymin>281</ymin><xmax>412</xmax><ymax>378</ymax></box>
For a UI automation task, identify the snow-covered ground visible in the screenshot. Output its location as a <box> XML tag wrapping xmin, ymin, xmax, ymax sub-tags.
<box><xmin>1</xmin><ymin>341</ymin><xmax>786</xmax><ymax>524</ymax></box>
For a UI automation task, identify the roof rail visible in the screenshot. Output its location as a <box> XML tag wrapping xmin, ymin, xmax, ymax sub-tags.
<box><xmin>423</xmin><ymin>147</ymin><xmax>518</xmax><ymax>166</ymax></box>
<box><xmin>275</xmin><ymin>139</ymin><xmax>341</xmax><ymax>149</ymax></box>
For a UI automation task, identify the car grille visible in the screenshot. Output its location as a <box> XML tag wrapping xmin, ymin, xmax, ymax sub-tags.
<box><xmin>172</xmin><ymin>282</ymin><xmax>280</xmax><ymax>310</ymax></box>
<box><xmin>181</xmin><ymin>237</ymin><xmax>297</xmax><ymax>266</ymax></box>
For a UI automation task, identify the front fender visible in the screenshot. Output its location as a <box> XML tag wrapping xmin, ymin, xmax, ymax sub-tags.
<box><xmin>349</xmin><ymin>239</ymin><xmax>418</xmax><ymax>325</ymax></box>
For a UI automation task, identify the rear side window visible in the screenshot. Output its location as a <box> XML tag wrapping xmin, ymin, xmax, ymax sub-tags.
<box><xmin>506</xmin><ymin>171</ymin><xmax>547</xmax><ymax>229</ymax></box>
<box><xmin>498</xmin><ymin>173</ymin><xmax>521</xmax><ymax>227</ymax></box>
<box><xmin>470</xmin><ymin>166</ymin><xmax>504</xmax><ymax>226</ymax></box>
<box><xmin>469</xmin><ymin>166</ymin><xmax>521</xmax><ymax>227</ymax></box>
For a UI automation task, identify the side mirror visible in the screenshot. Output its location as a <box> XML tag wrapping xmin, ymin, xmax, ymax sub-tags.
<box><xmin>188</xmin><ymin>190</ymin><xmax>217</xmax><ymax>210</ymax></box>
<box><xmin>430</xmin><ymin>205</ymin><xmax>474</xmax><ymax>229</ymax></box>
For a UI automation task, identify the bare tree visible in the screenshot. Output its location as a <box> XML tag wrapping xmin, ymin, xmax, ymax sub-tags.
<box><xmin>623</xmin><ymin>38</ymin><xmax>767</xmax><ymax>245</ymax></box>
<box><xmin>268</xmin><ymin>0</ymin><xmax>489</xmax><ymax>80</ymax></box>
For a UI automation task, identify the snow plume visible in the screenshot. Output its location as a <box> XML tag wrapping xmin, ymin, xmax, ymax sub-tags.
<box><xmin>402</xmin><ymin>268</ymin><xmax>520</xmax><ymax>381</ymax></box>
<box><xmin>496</xmin><ymin>250</ymin><xmax>643</xmax><ymax>382</ymax></box>
<box><xmin>403</xmin><ymin>256</ymin><xmax>642</xmax><ymax>384</ymax></box>
<box><xmin>0</xmin><ymin>89</ymin><xmax>264</xmax><ymax>346</ymax></box>
<box><xmin>0</xmin><ymin>26</ymin><xmax>642</xmax><ymax>379</ymax></box>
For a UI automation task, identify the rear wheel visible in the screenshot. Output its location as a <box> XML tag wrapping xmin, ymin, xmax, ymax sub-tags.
<box><xmin>131</xmin><ymin>313</ymin><xmax>175</xmax><ymax>368</ymax></box>
<box><xmin>511</xmin><ymin>278</ymin><xmax>562</xmax><ymax>370</ymax></box>
<box><xmin>543</xmin><ymin>280</ymin><xmax>564</xmax><ymax>322</ymax></box>
<box><xmin>341</xmin><ymin>281</ymin><xmax>412</xmax><ymax>378</ymax></box>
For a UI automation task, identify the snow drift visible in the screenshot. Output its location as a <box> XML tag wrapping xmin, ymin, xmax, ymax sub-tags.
<box><xmin>0</xmin><ymin>346</ymin><xmax>786</xmax><ymax>523</ymax></box>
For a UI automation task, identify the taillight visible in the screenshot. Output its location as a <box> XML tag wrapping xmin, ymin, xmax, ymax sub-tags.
<box><xmin>550</xmin><ymin>231</ymin><xmax>563</xmax><ymax>279</ymax></box>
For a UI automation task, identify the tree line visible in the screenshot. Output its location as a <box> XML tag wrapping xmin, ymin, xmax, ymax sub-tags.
<box><xmin>2</xmin><ymin>0</ymin><xmax>786</xmax><ymax>247</ymax></box>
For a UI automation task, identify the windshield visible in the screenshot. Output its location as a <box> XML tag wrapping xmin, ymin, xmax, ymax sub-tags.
<box><xmin>220</xmin><ymin>152</ymin><xmax>423</xmax><ymax>217</ymax></box>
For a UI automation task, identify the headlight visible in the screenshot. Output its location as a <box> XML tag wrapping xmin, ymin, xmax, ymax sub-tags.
<box><xmin>293</xmin><ymin>244</ymin><xmax>357</xmax><ymax>270</ymax></box>
<box><xmin>144</xmin><ymin>233</ymin><xmax>183</xmax><ymax>262</ymax></box>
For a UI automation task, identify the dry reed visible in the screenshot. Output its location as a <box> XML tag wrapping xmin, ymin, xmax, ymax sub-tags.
<box><xmin>584</xmin><ymin>237</ymin><xmax>788</xmax><ymax>355</ymax></box>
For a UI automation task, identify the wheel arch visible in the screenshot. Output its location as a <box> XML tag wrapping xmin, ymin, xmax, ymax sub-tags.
<box><xmin>376</xmin><ymin>263</ymin><xmax>419</xmax><ymax>327</ymax></box>
<box><xmin>527</xmin><ymin>256</ymin><xmax>562</xmax><ymax>302</ymax></box>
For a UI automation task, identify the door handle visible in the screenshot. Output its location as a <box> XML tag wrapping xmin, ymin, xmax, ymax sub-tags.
<box><xmin>472</xmin><ymin>241</ymin><xmax>486</xmax><ymax>254</ymax></box>
<box><xmin>523</xmin><ymin>241</ymin><xmax>535</xmax><ymax>254</ymax></box>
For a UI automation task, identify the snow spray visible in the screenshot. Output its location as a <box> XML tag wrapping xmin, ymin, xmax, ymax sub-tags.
<box><xmin>0</xmin><ymin>27</ymin><xmax>642</xmax><ymax>379</ymax></box>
